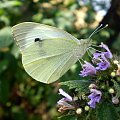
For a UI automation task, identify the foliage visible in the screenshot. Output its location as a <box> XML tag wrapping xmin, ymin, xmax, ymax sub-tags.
<box><xmin>96</xmin><ymin>100</ymin><xmax>119</xmax><ymax>120</ymax></box>
<box><xmin>112</xmin><ymin>80</ymin><xmax>120</xmax><ymax>98</ymax></box>
<box><xmin>58</xmin><ymin>114</ymin><xmax>78</xmax><ymax>120</ymax></box>
<box><xmin>0</xmin><ymin>27</ymin><xmax>13</xmax><ymax>48</ymax></box>
<box><xmin>60</xmin><ymin>80</ymin><xmax>91</xmax><ymax>92</ymax></box>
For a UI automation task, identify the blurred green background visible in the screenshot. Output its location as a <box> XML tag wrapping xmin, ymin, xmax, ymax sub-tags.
<box><xmin>0</xmin><ymin>0</ymin><xmax>120</xmax><ymax>120</ymax></box>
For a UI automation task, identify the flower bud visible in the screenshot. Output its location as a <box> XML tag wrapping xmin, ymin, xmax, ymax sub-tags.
<box><xmin>108</xmin><ymin>88</ymin><xmax>115</xmax><ymax>94</ymax></box>
<box><xmin>84</xmin><ymin>106</ymin><xmax>90</xmax><ymax>111</ymax></box>
<box><xmin>111</xmin><ymin>72</ymin><xmax>116</xmax><ymax>77</ymax></box>
<box><xmin>117</xmin><ymin>77</ymin><xmax>120</xmax><ymax>82</ymax></box>
<box><xmin>112</xmin><ymin>97</ymin><xmax>119</xmax><ymax>104</ymax></box>
<box><xmin>82</xmin><ymin>94</ymin><xmax>86</xmax><ymax>100</ymax></box>
<box><xmin>89</xmin><ymin>83</ymin><xmax>97</xmax><ymax>89</ymax></box>
<box><xmin>76</xmin><ymin>108</ymin><xmax>82</xmax><ymax>114</ymax></box>
<box><xmin>116</xmin><ymin>65</ymin><xmax>120</xmax><ymax>76</ymax></box>
<box><xmin>101</xmin><ymin>85</ymin><xmax>105</xmax><ymax>89</ymax></box>
<box><xmin>113</xmin><ymin>60</ymin><xmax>119</xmax><ymax>64</ymax></box>
<box><xmin>73</xmin><ymin>96</ymin><xmax>78</xmax><ymax>101</ymax></box>
<box><xmin>6</xmin><ymin>102</ymin><xmax>11</xmax><ymax>107</ymax></box>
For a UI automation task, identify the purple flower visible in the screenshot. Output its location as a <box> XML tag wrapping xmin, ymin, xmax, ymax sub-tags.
<box><xmin>93</xmin><ymin>44</ymin><xmax>111</xmax><ymax>70</ymax></box>
<box><xmin>57</xmin><ymin>98</ymin><xmax>75</xmax><ymax>112</ymax></box>
<box><xmin>93</xmin><ymin>43</ymin><xmax>112</xmax><ymax>59</ymax></box>
<box><xmin>57</xmin><ymin>89</ymin><xmax>74</xmax><ymax>112</ymax></box>
<box><xmin>100</xmin><ymin>43</ymin><xmax>112</xmax><ymax>59</ymax></box>
<box><xmin>93</xmin><ymin>52</ymin><xmax>101</xmax><ymax>59</ymax></box>
<box><xmin>88</xmin><ymin>89</ymin><xmax>102</xmax><ymax>108</ymax></box>
<box><xmin>79</xmin><ymin>61</ymin><xmax>96</xmax><ymax>77</ymax></box>
<box><xmin>96</xmin><ymin>60</ymin><xmax>110</xmax><ymax>70</ymax></box>
<box><xmin>58</xmin><ymin>89</ymin><xmax>72</xmax><ymax>102</ymax></box>
<box><xmin>96</xmin><ymin>54</ymin><xmax>110</xmax><ymax>70</ymax></box>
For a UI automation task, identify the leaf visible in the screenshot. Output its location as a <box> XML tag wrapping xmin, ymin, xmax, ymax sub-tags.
<box><xmin>0</xmin><ymin>79</ymin><xmax>10</xmax><ymax>104</ymax></box>
<box><xmin>0</xmin><ymin>27</ymin><xmax>13</xmax><ymax>48</ymax></box>
<box><xmin>11</xmin><ymin>43</ymin><xmax>20</xmax><ymax>58</ymax></box>
<box><xmin>60</xmin><ymin>80</ymin><xmax>91</xmax><ymax>92</ymax></box>
<box><xmin>0</xmin><ymin>1</ymin><xmax>22</xmax><ymax>8</ymax></box>
<box><xmin>96</xmin><ymin>100</ymin><xmax>120</xmax><ymax>120</ymax></box>
<box><xmin>58</xmin><ymin>114</ymin><xmax>77</xmax><ymax>120</ymax></box>
<box><xmin>0</xmin><ymin>60</ymin><xmax>9</xmax><ymax>74</ymax></box>
<box><xmin>112</xmin><ymin>80</ymin><xmax>120</xmax><ymax>98</ymax></box>
<box><xmin>11</xmin><ymin>106</ymin><xmax>27</xmax><ymax>120</ymax></box>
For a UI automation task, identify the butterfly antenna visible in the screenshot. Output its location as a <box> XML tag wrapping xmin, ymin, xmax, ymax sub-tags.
<box><xmin>88</xmin><ymin>24</ymin><xmax>108</xmax><ymax>39</ymax></box>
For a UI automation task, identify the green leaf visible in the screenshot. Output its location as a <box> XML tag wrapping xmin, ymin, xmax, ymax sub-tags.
<box><xmin>42</xmin><ymin>19</ymin><xmax>55</xmax><ymax>26</ymax></box>
<box><xmin>0</xmin><ymin>1</ymin><xmax>22</xmax><ymax>8</ymax></box>
<box><xmin>0</xmin><ymin>16</ymin><xmax>10</xmax><ymax>25</ymax></box>
<box><xmin>96</xmin><ymin>100</ymin><xmax>120</xmax><ymax>120</ymax></box>
<box><xmin>11</xmin><ymin>106</ymin><xmax>27</xmax><ymax>120</ymax></box>
<box><xmin>60</xmin><ymin>80</ymin><xmax>91</xmax><ymax>92</ymax></box>
<box><xmin>0</xmin><ymin>79</ymin><xmax>10</xmax><ymax>104</ymax></box>
<box><xmin>0</xmin><ymin>60</ymin><xmax>9</xmax><ymax>74</ymax></box>
<box><xmin>11</xmin><ymin>43</ymin><xmax>20</xmax><ymax>58</ymax></box>
<box><xmin>112</xmin><ymin>80</ymin><xmax>120</xmax><ymax>98</ymax></box>
<box><xmin>58</xmin><ymin>114</ymin><xmax>77</xmax><ymax>120</ymax></box>
<box><xmin>0</xmin><ymin>27</ymin><xmax>13</xmax><ymax>48</ymax></box>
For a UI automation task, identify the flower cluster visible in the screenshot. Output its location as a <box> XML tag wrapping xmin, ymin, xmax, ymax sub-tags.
<box><xmin>57</xmin><ymin>43</ymin><xmax>120</xmax><ymax>118</ymax></box>
<box><xmin>80</xmin><ymin>43</ymin><xmax>112</xmax><ymax>77</ymax></box>
<box><xmin>79</xmin><ymin>43</ymin><xmax>113</xmax><ymax>108</ymax></box>
<box><xmin>88</xmin><ymin>88</ymin><xmax>102</xmax><ymax>108</ymax></box>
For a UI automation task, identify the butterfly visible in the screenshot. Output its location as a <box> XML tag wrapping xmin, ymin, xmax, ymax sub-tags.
<box><xmin>12</xmin><ymin>22</ymin><xmax>104</xmax><ymax>84</ymax></box>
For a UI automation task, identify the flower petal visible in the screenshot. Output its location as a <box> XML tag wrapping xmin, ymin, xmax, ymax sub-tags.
<box><xmin>88</xmin><ymin>100</ymin><xmax>96</xmax><ymax>108</ymax></box>
<box><xmin>79</xmin><ymin>61</ymin><xmax>96</xmax><ymax>77</ymax></box>
<box><xmin>90</xmin><ymin>89</ymin><xmax>102</xmax><ymax>95</ymax></box>
<box><xmin>100</xmin><ymin>43</ymin><xmax>112</xmax><ymax>58</ymax></box>
<box><xmin>93</xmin><ymin>53</ymin><xmax>101</xmax><ymax>59</ymax></box>
<box><xmin>88</xmin><ymin>89</ymin><xmax>102</xmax><ymax>108</ymax></box>
<box><xmin>59</xmin><ymin>89</ymin><xmax>72</xmax><ymax>101</ymax></box>
<box><xmin>57</xmin><ymin>98</ymin><xmax>75</xmax><ymax>112</ymax></box>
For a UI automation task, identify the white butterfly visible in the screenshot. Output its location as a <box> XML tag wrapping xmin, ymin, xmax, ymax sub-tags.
<box><xmin>12</xmin><ymin>22</ymin><xmax>94</xmax><ymax>84</ymax></box>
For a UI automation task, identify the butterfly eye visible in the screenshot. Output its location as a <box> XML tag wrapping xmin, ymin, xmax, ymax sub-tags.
<box><xmin>34</xmin><ymin>38</ymin><xmax>41</xmax><ymax>42</ymax></box>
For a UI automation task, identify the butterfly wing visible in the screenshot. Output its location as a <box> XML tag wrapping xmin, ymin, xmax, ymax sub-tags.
<box><xmin>12</xmin><ymin>22</ymin><xmax>80</xmax><ymax>84</ymax></box>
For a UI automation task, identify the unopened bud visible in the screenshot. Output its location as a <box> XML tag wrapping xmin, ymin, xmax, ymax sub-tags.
<box><xmin>82</xmin><ymin>94</ymin><xmax>86</xmax><ymax>100</ymax></box>
<box><xmin>73</xmin><ymin>96</ymin><xmax>78</xmax><ymax>101</ymax></box>
<box><xmin>101</xmin><ymin>85</ymin><xmax>105</xmax><ymax>89</ymax></box>
<box><xmin>76</xmin><ymin>108</ymin><xmax>82</xmax><ymax>114</ymax></box>
<box><xmin>111</xmin><ymin>72</ymin><xmax>116</xmax><ymax>77</ymax></box>
<box><xmin>6</xmin><ymin>102</ymin><xmax>11</xmax><ymax>107</ymax></box>
<box><xmin>116</xmin><ymin>65</ymin><xmax>120</xmax><ymax>76</ymax></box>
<box><xmin>108</xmin><ymin>88</ymin><xmax>115</xmax><ymax>94</ymax></box>
<box><xmin>89</xmin><ymin>84</ymin><xmax>97</xmax><ymax>89</ymax></box>
<box><xmin>113</xmin><ymin>60</ymin><xmax>119</xmax><ymax>64</ymax></box>
<box><xmin>112</xmin><ymin>97</ymin><xmax>119</xmax><ymax>104</ymax></box>
<box><xmin>117</xmin><ymin>77</ymin><xmax>120</xmax><ymax>82</ymax></box>
<box><xmin>84</xmin><ymin>106</ymin><xmax>90</xmax><ymax>111</ymax></box>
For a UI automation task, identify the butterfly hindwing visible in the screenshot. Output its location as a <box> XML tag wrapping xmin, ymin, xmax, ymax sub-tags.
<box><xmin>23</xmin><ymin>51</ymin><xmax>77</xmax><ymax>84</ymax></box>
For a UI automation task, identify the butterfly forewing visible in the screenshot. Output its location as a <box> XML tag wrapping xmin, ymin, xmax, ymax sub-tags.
<box><xmin>23</xmin><ymin>51</ymin><xmax>76</xmax><ymax>83</ymax></box>
<box><xmin>12</xmin><ymin>22</ymin><xmax>79</xmax><ymax>51</ymax></box>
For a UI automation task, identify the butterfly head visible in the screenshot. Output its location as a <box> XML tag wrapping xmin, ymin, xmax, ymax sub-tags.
<box><xmin>77</xmin><ymin>24</ymin><xmax>108</xmax><ymax>58</ymax></box>
<box><xmin>74</xmin><ymin>38</ymin><xmax>92</xmax><ymax>59</ymax></box>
